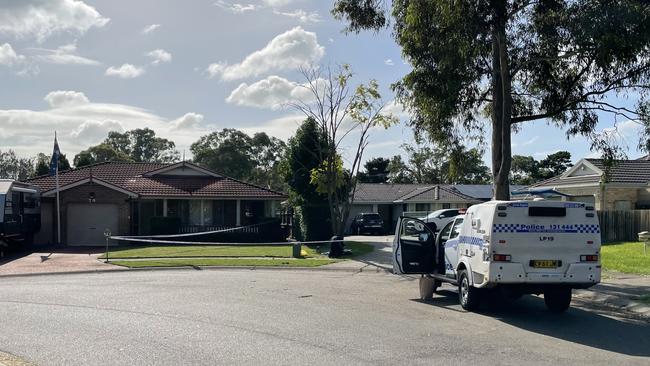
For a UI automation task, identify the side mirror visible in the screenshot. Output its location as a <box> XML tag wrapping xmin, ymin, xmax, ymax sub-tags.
<box><xmin>418</xmin><ymin>233</ymin><xmax>429</xmax><ymax>242</ymax></box>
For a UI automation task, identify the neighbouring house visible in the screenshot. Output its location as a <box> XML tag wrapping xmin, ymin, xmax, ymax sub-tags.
<box><xmin>26</xmin><ymin>161</ymin><xmax>286</xmax><ymax>246</ymax></box>
<box><xmin>530</xmin><ymin>157</ymin><xmax>650</xmax><ymax>210</ymax></box>
<box><xmin>349</xmin><ymin>183</ymin><xmax>524</xmax><ymax>232</ymax></box>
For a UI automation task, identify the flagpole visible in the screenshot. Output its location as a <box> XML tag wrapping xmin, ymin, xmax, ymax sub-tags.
<box><xmin>54</xmin><ymin>131</ymin><xmax>61</xmax><ymax>246</ymax></box>
<box><xmin>56</xmin><ymin>164</ymin><xmax>61</xmax><ymax>246</ymax></box>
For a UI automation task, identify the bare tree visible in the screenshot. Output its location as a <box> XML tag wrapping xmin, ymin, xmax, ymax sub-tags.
<box><xmin>290</xmin><ymin>64</ymin><xmax>397</xmax><ymax>236</ymax></box>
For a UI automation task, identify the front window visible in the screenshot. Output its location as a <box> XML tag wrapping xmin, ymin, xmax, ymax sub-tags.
<box><xmin>449</xmin><ymin>218</ymin><xmax>464</xmax><ymax>239</ymax></box>
<box><xmin>415</xmin><ymin>203</ymin><xmax>430</xmax><ymax>212</ymax></box>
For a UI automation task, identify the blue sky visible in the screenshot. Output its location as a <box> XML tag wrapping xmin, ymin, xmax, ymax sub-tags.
<box><xmin>0</xmin><ymin>0</ymin><xmax>645</xmax><ymax>167</ymax></box>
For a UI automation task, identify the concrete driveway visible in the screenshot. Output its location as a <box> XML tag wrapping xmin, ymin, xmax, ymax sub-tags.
<box><xmin>0</xmin><ymin>248</ymin><xmax>118</xmax><ymax>277</ymax></box>
<box><xmin>343</xmin><ymin>234</ymin><xmax>394</xmax><ymax>270</ymax></box>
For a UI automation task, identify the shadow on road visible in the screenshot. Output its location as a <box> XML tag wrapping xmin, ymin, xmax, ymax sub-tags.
<box><xmin>415</xmin><ymin>288</ymin><xmax>650</xmax><ymax>357</ymax></box>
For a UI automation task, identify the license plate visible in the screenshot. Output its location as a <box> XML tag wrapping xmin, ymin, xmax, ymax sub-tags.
<box><xmin>530</xmin><ymin>260</ymin><xmax>559</xmax><ymax>268</ymax></box>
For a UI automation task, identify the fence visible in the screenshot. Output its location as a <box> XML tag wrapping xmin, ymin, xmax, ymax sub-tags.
<box><xmin>597</xmin><ymin>210</ymin><xmax>650</xmax><ymax>243</ymax></box>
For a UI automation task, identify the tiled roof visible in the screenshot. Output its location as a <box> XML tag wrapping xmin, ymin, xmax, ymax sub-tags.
<box><xmin>353</xmin><ymin>183</ymin><xmax>433</xmax><ymax>203</ymax></box>
<box><xmin>532</xmin><ymin>158</ymin><xmax>650</xmax><ymax>187</ymax></box>
<box><xmin>353</xmin><ymin>183</ymin><xmax>519</xmax><ymax>203</ymax></box>
<box><xmin>25</xmin><ymin>162</ymin><xmax>286</xmax><ymax>199</ymax></box>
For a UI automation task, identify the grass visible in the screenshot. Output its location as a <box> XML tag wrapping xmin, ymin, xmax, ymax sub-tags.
<box><xmin>110</xmin><ymin>258</ymin><xmax>337</xmax><ymax>268</ymax></box>
<box><xmin>102</xmin><ymin>240</ymin><xmax>374</xmax><ymax>269</ymax></box>
<box><xmin>601</xmin><ymin>241</ymin><xmax>650</xmax><ymax>275</ymax></box>
<box><xmin>100</xmin><ymin>245</ymin><xmax>320</xmax><ymax>259</ymax></box>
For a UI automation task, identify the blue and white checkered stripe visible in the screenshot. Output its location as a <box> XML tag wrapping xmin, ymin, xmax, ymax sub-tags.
<box><xmin>574</xmin><ymin>224</ymin><xmax>600</xmax><ymax>233</ymax></box>
<box><xmin>458</xmin><ymin>235</ymin><xmax>484</xmax><ymax>248</ymax></box>
<box><xmin>492</xmin><ymin>224</ymin><xmax>600</xmax><ymax>234</ymax></box>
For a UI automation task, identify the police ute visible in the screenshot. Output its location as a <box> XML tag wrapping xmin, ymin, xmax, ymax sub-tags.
<box><xmin>393</xmin><ymin>199</ymin><xmax>601</xmax><ymax>312</ymax></box>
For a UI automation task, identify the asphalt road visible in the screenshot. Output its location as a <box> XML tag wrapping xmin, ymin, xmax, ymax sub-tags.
<box><xmin>0</xmin><ymin>269</ymin><xmax>648</xmax><ymax>366</ymax></box>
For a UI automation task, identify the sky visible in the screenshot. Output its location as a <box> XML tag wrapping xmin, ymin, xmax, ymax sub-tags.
<box><xmin>0</xmin><ymin>0</ymin><xmax>646</xmax><ymax>169</ymax></box>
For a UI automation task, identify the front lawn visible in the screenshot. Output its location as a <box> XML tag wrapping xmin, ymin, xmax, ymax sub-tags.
<box><xmin>100</xmin><ymin>244</ymin><xmax>320</xmax><ymax>259</ymax></box>
<box><xmin>601</xmin><ymin>241</ymin><xmax>650</xmax><ymax>275</ymax></box>
<box><xmin>102</xmin><ymin>241</ymin><xmax>374</xmax><ymax>269</ymax></box>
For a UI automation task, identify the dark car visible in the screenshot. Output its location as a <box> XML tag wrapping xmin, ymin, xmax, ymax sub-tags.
<box><xmin>350</xmin><ymin>213</ymin><xmax>384</xmax><ymax>235</ymax></box>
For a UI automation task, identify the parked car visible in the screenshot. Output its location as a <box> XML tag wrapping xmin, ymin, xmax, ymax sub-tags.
<box><xmin>420</xmin><ymin>209</ymin><xmax>461</xmax><ymax>232</ymax></box>
<box><xmin>350</xmin><ymin>213</ymin><xmax>384</xmax><ymax>235</ymax></box>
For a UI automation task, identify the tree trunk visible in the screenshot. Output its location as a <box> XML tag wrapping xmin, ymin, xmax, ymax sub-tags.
<box><xmin>491</xmin><ymin>2</ymin><xmax>512</xmax><ymax>201</ymax></box>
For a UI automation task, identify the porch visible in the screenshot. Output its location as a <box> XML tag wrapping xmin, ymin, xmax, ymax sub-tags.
<box><xmin>132</xmin><ymin>198</ymin><xmax>281</xmax><ymax>236</ymax></box>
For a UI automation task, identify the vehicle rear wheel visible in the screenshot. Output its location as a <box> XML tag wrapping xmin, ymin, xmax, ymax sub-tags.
<box><xmin>458</xmin><ymin>270</ymin><xmax>481</xmax><ymax>311</ymax></box>
<box><xmin>419</xmin><ymin>276</ymin><xmax>438</xmax><ymax>301</ymax></box>
<box><xmin>544</xmin><ymin>286</ymin><xmax>572</xmax><ymax>313</ymax></box>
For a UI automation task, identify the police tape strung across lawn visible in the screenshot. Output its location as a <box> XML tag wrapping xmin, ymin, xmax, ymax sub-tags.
<box><xmin>114</xmin><ymin>220</ymin><xmax>278</xmax><ymax>239</ymax></box>
<box><xmin>108</xmin><ymin>236</ymin><xmax>345</xmax><ymax>246</ymax></box>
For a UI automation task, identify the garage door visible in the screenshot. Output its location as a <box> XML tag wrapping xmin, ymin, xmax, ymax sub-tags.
<box><xmin>67</xmin><ymin>204</ymin><xmax>119</xmax><ymax>246</ymax></box>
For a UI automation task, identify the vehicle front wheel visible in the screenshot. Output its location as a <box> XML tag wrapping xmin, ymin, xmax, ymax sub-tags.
<box><xmin>544</xmin><ymin>286</ymin><xmax>572</xmax><ymax>313</ymax></box>
<box><xmin>458</xmin><ymin>270</ymin><xmax>481</xmax><ymax>311</ymax></box>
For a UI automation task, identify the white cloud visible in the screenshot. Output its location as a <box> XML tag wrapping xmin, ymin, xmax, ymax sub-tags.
<box><xmin>0</xmin><ymin>92</ymin><xmax>207</xmax><ymax>158</ymax></box>
<box><xmin>147</xmin><ymin>49</ymin><xmax>172</xmax><ymax>65</ymax></box>
<box><xmin>384</xmin><ymin>59</ymin><xmax>394</xmax><ymax>66</ymax></box>
<box><xmin>240</xmin><ymin>114</ymin><xmax>303</xmax><ymax>140</ymax></box>
<box><xmin>105</xmin><ymin>63</ymin><xmax>145</xmax><ymax>78</ymax></box>
<box><xmin>142</xmin><ymin>24</ymin><xmax>161</xmax><ymax>34</ymax></box>
<box><xmin>0</xmin><ymin>43</ymin><xmax>25</xmax><ymax>66</ymax></box>
<box><xmin>384</xmin><ymin>100</ymin><xmax>410</xmax><ymax>121</ymax></box>
<box><xmin>214</xmin><ymin>1</ymin><xmax>259</xmax><ymax>13</ymax></box>
<box><xmin>274</xmin><ymin>9</ymin><xmax>321</xmax><ymax>23</ymax></box>
<box><xmin>262</xmin><ymin>0</ymin><xmax>294</xmax><ymax>6</ymax></box>
<box><xmin>206</xmin><ymin>26</ymin><xmax>324</xmax><ymax>81</ymax></box>
<box><xmin>44</xmin><ymin>90</ymin><xmax>90</xmax><ymax>108</ymax></box>
<box><xmin>225</xmin><ymin>75</ymin><xmax>314</xmax><ymax>110</ymax></box>
<box><xmin>30</xmin><ymin>42</ymin><xmax>101</xmax><ymax>65</ymax></box>
<box><xmin>70</xmin><ymin>120</ymin><xmax>124</xmax><ymax>140</ymax></box>
<box><xmin>0</xmin><ymin>0</ymin><xmax>109</xmax><ymax>42</ymax></box>
<box><xmin>171</xmin><ymin>112</ymin><xmax>204</xmax><ymax>130</ymax></box>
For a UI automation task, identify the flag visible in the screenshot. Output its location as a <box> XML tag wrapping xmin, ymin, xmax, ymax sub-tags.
<box><xmin>49</xmin><ymin>134</ymin><xmax>61</xmax><ymax>176</ymax></box>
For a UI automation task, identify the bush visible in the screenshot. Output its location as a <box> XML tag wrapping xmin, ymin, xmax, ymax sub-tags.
<box><xmin>298</xmin><ymin>205</ymin><xmax>332</xmax><ymax>241</ymax></box>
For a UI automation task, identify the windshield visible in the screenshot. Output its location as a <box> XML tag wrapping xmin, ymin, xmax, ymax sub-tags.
<box><xmin>362</xmin><ymin>214</ymin><xmax>381</xmax><ymax>220</ymax></box>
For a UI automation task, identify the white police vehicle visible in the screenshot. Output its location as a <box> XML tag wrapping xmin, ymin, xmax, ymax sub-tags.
<box><xmin>393</xmin><ymin>199</ymin><xmax>601</xmax><ymax>312</ymax></box>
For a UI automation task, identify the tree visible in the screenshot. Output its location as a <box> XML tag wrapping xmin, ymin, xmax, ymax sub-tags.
<box><xmin>191</xmin><ymin>129</ymin><xmax>287</xmax><ymax>190</ymax></box>
<box><xmin>105</xmin><ymin>128</ymin><xmax>178</xmax><ymax>163</ymax></box>
<box><xmin>291</xmin><ymin>65</ymin><xmax>397</xmax><ymax>236</ymax></box>
<box><xmin>358</xmin><ymin>157</ymin><xmax>390</xmax><ymax>183</ymax></box>
<box><xmin>510</xmin><ymin>151</ymin><xmax>573</xmax><ymax>184</ymax></box>
<box><xmin>249</xmin><ymin>132</ymin><xmax>287</xmax><ymax>191</ymax></box>
<box><xmin>281</xmin><ymin>118</ymin><xmax>332</xmax><ymax>240</ymax></box>
<box><xmin>333</xmin><ymin>0</ymin><xmax>650</xmax><ymax>200</ymax></box>
<box><xmin>447</xmin><ymin>147</ymin><xmax>491</xmax><ymax>184</ymax></box>
<box><xmin>191</xmin><ymin>129</ymin><xmax>255</xmax><ymax>181</ymax></box>
<box><xmin>34</xmin><ymin>153</ymin><xmax>71</xmax><ymax>176</ymax></box>
<box><xmin>0</xmin><ymin>150</ymin><xmax>33</xmax><ymax>181</ymax></box>
<box><xmin>387</xmin><ymin>155</ymin><xmax>413</xmax><ymax>183</ymax></box>
<box><xmin>387</xmin><ymin>142</ymin><xmax>490</xmax><ymax>184</ymax></box>
<box><xmin>539</xmin><ymin>151</ymin><xmax>573</xmax><ymax>178</ymax></box>
<box><xmin>74</xmin><ymin>143</ymin><xmax>134</xmax><ymax>167</ymax></box>
<box><xmin>511</xmin><ymin>155</ymin><xmax>539</xmax><ymax>185</ymax></box>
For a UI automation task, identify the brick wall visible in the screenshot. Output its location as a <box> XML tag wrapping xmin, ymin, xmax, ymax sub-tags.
<box><xmin>57</xmin><ymin>183</ymin><xmax>131</xmax><ymax>244</ymax></box>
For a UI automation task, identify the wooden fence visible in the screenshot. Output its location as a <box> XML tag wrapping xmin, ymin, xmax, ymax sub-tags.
<box><xmin>597</xmin><ymin>210</ymin><xmax>650</xmax><ymax>243</ymax></box>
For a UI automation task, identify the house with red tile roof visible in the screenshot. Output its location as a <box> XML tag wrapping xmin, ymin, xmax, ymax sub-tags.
<box><xmin>26</xmin><ymin>161</ymin><xmax>286</xmax><ymax>245</ymax></box>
